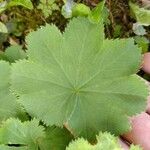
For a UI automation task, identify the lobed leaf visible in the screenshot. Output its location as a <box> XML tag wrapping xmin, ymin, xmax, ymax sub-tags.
<box><xmin>0</xmin><ymin>61</ymin><xmax>25</xmax><ymax>122</ymax></box>
<box><xmin>39</xmin><ymin>126</ymin><xmax>73</xmax><ymax>150</ymax></box>
<box><xmin>66</xmin><ymin>132</ymin><xmax>142</xmax><ymax>150</ymax></box>
<box><xmin>11</xmin><ymin>17</ymin><xmax>149</xmax><ymax>140</ymax></box>
<box><xmin>0</xmin><ymin>118</ymin><xmax>44</xmax><ymax>150</ymax></box>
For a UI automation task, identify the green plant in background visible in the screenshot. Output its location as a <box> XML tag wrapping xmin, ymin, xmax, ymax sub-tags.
<box><xmin>72</xmin><ymin>3</ymin><xmax>91</xmax><ymax>17</ymax></box>
<box><xmin>88</xmin><ymin>0</ymin><xmax>106</xmax><ymax>23</ymax></box>
<box><xmin>62</xmin><ymin>0</ymin><xmax>109</xmax><ymax>24</ymax></box>
<box><xmin>62</xmin><ymin>0</ymin><xmax>91</xmax><ymax>18</ymax></box>
<box><xmin>134</xmin><ymin>36</ymin><xmax>149</xmax><ymax>53</ymax></box>
<box><xmin>129</xmin><ymin>2</ymin><xmax>150</xmax><ymax>53</ymax></box>
<box><xmin>0</xmin><ymin>45</ymin><xmax>27</xmax><ymax>62</ymax></box>
<box><xmin>0</xmin><ymin>22</ymin><xmax>7</xmax><ymax>33</ymax></box>
<box><xmin>11</xmin><ymin>17</ymin><xmax>148</xmax><ymax>142</ymax></box>
<box><xmin>129</xmin><ymin>1</ymin><xmax>150</xmax><ymax>36</ymax></box>
<box><xmin>37</xmin><ymin>0</ymin><xmax>59</xmax><ymax>18</ymax></box>
<box><xmin>0</xmin><ymin>0</ymin><xmax>33</xmax><ymax>14</ymax></box>
<box><xmin>6</xmin><ymin>0</ymin><xmax>33</xmax><ymax>9</ymax></box>
<box><xmin>129</xmin><ymin>1</ymin><xmax>150</xmax><ymax>26</ymax></box>
<box><xmin>0</xmin><ymin>0</ymin><xmax>34</xmax><ymax>46</ymax></box>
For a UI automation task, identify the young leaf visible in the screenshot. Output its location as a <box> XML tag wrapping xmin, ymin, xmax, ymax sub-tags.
<box><xmin>66</xmin><ymin>138</ymin><xmax>93</xmax><ymax>150</ymax></box>
<box><xmin>0</xmin><ymin>22</ymin><xmax>7</xmax><ymax>33</ymax></box>
<box><xmin>5</xmin><ymin>45</ymin><xmax>27</xmax><ymax>63</ymax></box>
<box><xmin>0</xmin><ymin>46</ymin><xmax>27</xmax><ymax>63</ymax></box>
<box><xmin>7</xmin><ymin>0</ymin><xmax>33</xmax><ymax>9</ymax></box>
<box><xmin>62</xmin><ymin>0</ymin><xmax>91</xmax><ymax>18</ymax></box>
<box><xmin>134</xmin><ymin>36</ymin><xmax>149</xmax><ymax>53</ymax></box>
<box><xmin>66</xmin><ymin>132</ymin><xmax>142</xmax><ymax>150</ymax></box>
<box><xmin>11</xmin><ymin>17</ymin><xmax>149</xmax><ymax>140</ymax></box>
<box><xmin>129</xmin><ymin>2</ymin><xmax>150</xmax><ymax>26</ymax></box>
<box><xmin>39</xmin><ymin>126</ymin><xmax>73</xmax><ymax>150</ymax></box>
<box><xmin>0</xmin><ymin>61</ymin><xmax>24</xmax><ymax>121</ymax></box>
<box><xmin>88</xmin><ymin>0</ymin><xmax>105</xmax><ymax>23</ymax></box>
<box><xmin>38</xmin><ymin>0</ymin><xmax>59</xmax><ymax>17</ymax></box>
<box><xmin>0</xmin><ymin>118</ymin><xmax>44</xmax><ymax>150</ymax></box>
<box><xmin>72</xmin><ymin>3</ymin><xmax>91</xmax><ymax>17</ymax></box>
<box><xmin>130</xmin><ymin>145</ymin><xmax>142</xmax><ymax>150</ymax></box>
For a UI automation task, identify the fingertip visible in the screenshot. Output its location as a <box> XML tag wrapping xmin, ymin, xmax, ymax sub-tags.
<box><xmin>123</xmin><ymin>112</ymin><xmax>150</xmax><ymax>150</ymax></box>
<box><xmin>146</xmin><ymin>96</ymin><xmax>150</xmax><ymax>114</ymax></box>
<box><xmin>142</xmin><ymin>52</ymin><xmax>150</xmax><ymax>74</ymax></box>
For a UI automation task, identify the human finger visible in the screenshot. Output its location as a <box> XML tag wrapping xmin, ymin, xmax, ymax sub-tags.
<box><xmin>142</xmin><ymin>52</ymin><xmax>150</xmax><ymax>74</ymax></box>
<box><xmin>123</xmin><ymin>112</ymin><xmax>150</xmax><ymax>150</ymax></box>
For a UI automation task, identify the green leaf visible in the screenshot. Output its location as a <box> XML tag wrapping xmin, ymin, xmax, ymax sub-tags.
<box><xmin>134</xmin><ymin>36</ymin><xmax>149</xmax><ymax>53</ymax></box>
<box><xmin>39</xmin><ymin>126</ymin><xmax>73</xmax><ymax>150</ymax></box>
<box><xmin>0</xmin><ymin>51</ymin><xmax>8</xmax><ymax>61</ymax></box>
<box><xmin>67</xmin><ymin>138</ymin><xmax>92</xmax><ymax>150</ymax></box>
<box><xmin>72</xmin><ymin>3</ymin><xmax>91</xmax><ymax>17</ymax></box>
<box><xmin>7</xmin><ymin>0</ymin><xmax>33</xmax><ymax>9</ymax></box>
<box><xmin>67</xmin><ymin>132</ymin><xmax>142</xmax><ymax>150</ymax></box>
<box><xmin>113</xmin><ymin>25</ymin><xmax>122</xmax><ymax>38</ymax></box>
<box><xmin>88</xmin><ymin>0</ymin><xmax>106</xmax><ymax>23</ymax></box>
<box><xmin>0</xmin><ymin>61</ymin><xmax>24</xmax><ymax>121</ymax></box>
<box><xmin>129</xmin><ymin>2</ymin><xmax>150</xmax><ymax>26</ymax></box>
<box><xmin>38</xmin><ymin>0</ymin><xmax>59</xmax><ymax>17</ymax></box>
<box><xmin>0</xmin><ymin>118</ymin><xmax>45</xmax><ymax>150</ymax></box>
<box><xmin>5</xmin><ymin>45</ymin><xmax>27</xmax><ymax>63</ymax></box>
<box><xmin>11</xmin><ymin>17</ymin><xmax>149</xmax><ymax>140</ymax></box>
<box><xmin>0</xmin><ymin>22</ymin><xmax>7</xmax><ymax>33</ymax></box>
<box><xmin>0</xmin><ymin>46</ymin><xmax>27</xmax><ymax>63</ymax></box>
<box><xmin>0</xmin><ymin>1</ymin><xmax>7</xmax><ymax>14</ymax></box>
<box><xmin>130</xmin><ymin>145</ymin><xmax>142</xmax><ymax>150</ymax></box>
<box><xmin>62</xmin><ymin>1</ymin><xmax>91</xmax><ymax>18</ymax></box>
<box><xmin>96</xmin><ymin>132</ymin><xmax>121</xmax><ymax>149</ymax></box>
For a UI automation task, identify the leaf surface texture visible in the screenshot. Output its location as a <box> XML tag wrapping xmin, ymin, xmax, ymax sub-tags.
<box><xmin>11</xmin><ymin>17</ymin><xmax>149</xmax><ymax>139</ymax></box>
